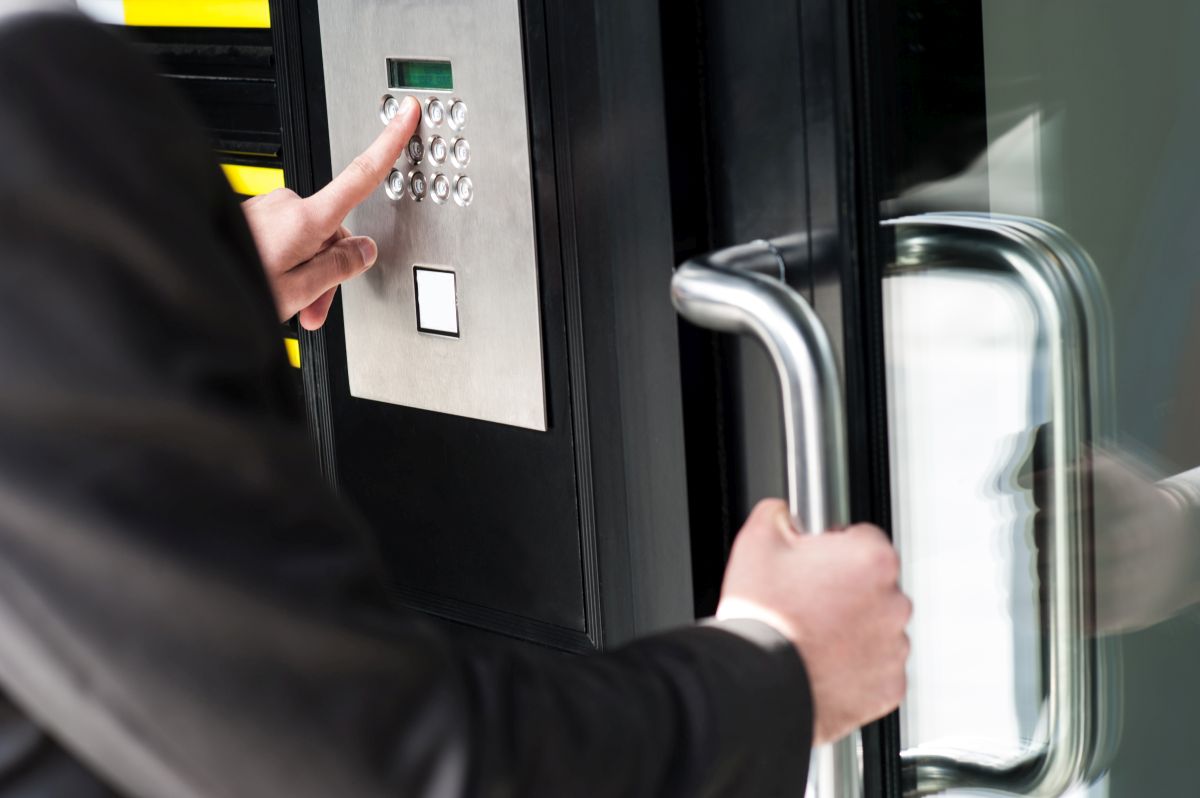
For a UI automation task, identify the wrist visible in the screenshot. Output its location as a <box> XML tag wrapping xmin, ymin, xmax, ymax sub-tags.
<box><xmin>714</xmin><ymin>597</ymin><xmax>799</xmax><ymax>651</ymax></box>
<box><xmin>1157</xmin><ymin>472</ymin><xmax>1200</xmax><ymax>608</ymax></box>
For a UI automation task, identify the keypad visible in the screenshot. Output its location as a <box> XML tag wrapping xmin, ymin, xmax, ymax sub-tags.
<box><xmin>385</xmin><ymin>169</ymin><xmax>406</xmax><ymax>201</ymax></box>
<box><xmin>453</xmin><ymin>175</ymin><xmax>473</xmax><ymax>207</ymax></box>
<box><xmin>451</xmin><ymin>137</ymin><xmax>470</xmax><ymax>168</ymax></box>
<box><xmin>406</xmin><ymin>135</ymin><xmax>424</xmax><ymax>164</ymax></box>
<box><xmin>383</xmin><ymin>94</ymin><xmax>471</xmax><ymax>208</ymax></box>
<box><xmin>429</xmin><ymin>136</ymin><xmax>448</xmax><ymax>165</ymax></box>
<box><xmin>380</xmin><ymin>94</ymin><xmax>401</xmax><ymax>125</ymax></box>
<box><xmin>449</xmin><ymin>100</ymin><xmax>468</xmax><ymax>130</ymax></box>
<box><xmin>425</xmin><ymin>98</ymin><xmax>446</xmax><ymax>127</ymax></box>
<box><xmin>409</xmin><ymin>170</ymin><xmax>428</xmax><ymax>201</ymax></box>
<box><xmin>430</xmin><ymin>173</ymin><xmax>451</xmax><ymax>205</ymax></box>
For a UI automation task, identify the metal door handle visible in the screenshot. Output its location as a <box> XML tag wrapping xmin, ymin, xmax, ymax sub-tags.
<box><xmin>885</xmin><ymin>213</ymin><xmax>1121</xmax><ymax>797</ymax></box>
<box><xmin>671</xmin><ymin>240</ymin><xmax>861</xmax><ymax>798</ymax></box>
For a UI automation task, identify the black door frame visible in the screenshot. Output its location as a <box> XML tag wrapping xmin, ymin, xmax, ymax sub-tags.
<box><xmin>803</xmin><ymin>0</ymin><xmax>901</xmax><ymax>791</ymax></box>
<box><xmin>659</xmin><ymin>0</ymin><xmax>900</xmax><ymax>792</ymax></box>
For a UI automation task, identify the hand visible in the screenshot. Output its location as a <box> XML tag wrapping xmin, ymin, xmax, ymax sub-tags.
<box><xmin>242</xmin><ymin>95</ymin><xmax>421</xmax><ymax>330</ymax></box>
<box><xmin>716</xmin><ymin>500</ymin><xmax>911</xmax><ymax>746</ymax></box>
<box><xmin>1083</xmin><ymin>449</ymin><xmax>1199</xmax><ymax>634</ymax></box>
<box><xmin>1017</xmin><ymin>437</ymin><xmax>1200</xmax><ymax>635</ymax></box>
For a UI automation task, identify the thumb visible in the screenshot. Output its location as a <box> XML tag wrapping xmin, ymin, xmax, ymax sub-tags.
<box><xmin>776</xmin><ymin>509</ymin><xmax>807</xmax><ymax>539</ymax></box>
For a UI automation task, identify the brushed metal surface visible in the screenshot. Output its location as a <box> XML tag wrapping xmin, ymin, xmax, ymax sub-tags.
<box><xmin>317</xmin><ymin>0</ymin><xmax>547</xmax><ymax>430</ymax></box>
<box><xmin>672</xmin><ymin>244</ymin><xmax>861</xmax><ymax>798</ymax></box>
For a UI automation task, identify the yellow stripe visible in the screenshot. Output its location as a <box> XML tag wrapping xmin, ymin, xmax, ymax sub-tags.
<box><xmin>284</xmin><ymin>337</ymin><xmax>301</xmax><ymax>369</ymax></box>
<box><xmin>123</xmin><ymin>0</ymin><xmax>270</xmax><ymax>28</ymax></box>
<box><xmin>221</xmin><ymin>164</ymin><xmax>285</xmax><ymax>197</ymax></box>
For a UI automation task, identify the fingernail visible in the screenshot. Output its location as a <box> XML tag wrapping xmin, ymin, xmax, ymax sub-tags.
<box><xmin>400</xmin><ymin>95</ymin><xmax>419</xmax><ymax>117</ymax></box>
<box><xmin>775</xmin><ymin>510</ymin><xmax>799</xmax><ymax>537</ymax></box>
<box><xmin>355</xmin><ymin>236</ymin><xmax>378</xmax><ymax>268</ymax></box>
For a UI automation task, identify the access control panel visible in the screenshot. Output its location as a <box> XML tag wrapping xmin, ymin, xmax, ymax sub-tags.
<box><xmin>317</xmin><ymin>0</ymin><xmax>546</xmax><ymax>431</ymax></box>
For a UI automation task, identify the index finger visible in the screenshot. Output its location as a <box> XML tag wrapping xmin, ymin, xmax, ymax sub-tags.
<box><xmin>309</xmin><ymin>95</ymin><xmax>421</xmax><ymax>226</ymax></box>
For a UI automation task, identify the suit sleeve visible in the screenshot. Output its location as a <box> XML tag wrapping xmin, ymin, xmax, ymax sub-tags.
<box><xmin>0</xmin><ymin>13</ymin><xmax>814</xmax><ymax>798</ymax></box>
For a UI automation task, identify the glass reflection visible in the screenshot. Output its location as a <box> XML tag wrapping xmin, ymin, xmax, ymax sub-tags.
<box><xmin>1089</xmin><ymin>451</ymin><xmax>1200</xmax><ymax>636</ymax></box>
<box><xmin>886</xmin><ymin>270</ymin><xmax>1042</xmax><ymax>759</ymax></box>
<box><xmin>883</xmin><ymin>2</ymin><xmax>1200</xmax><ymax>794</ymax></box>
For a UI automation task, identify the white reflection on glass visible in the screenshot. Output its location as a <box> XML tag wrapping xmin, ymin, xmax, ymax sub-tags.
<box><xmin>885</xmin><ymin>271</ymin><xmax>1041</xmax><ymax>760</ymax></box>
<box><xmin>885</xmin><ymin>270</ymin><xmax>1115</xmax><ymax>798</ymax></box>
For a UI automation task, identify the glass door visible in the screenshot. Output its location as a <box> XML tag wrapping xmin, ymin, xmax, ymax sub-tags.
<box><xmin>872</xmin><ymin>1</ymin><xmax>1200</xmax><ymax>795</ymax></box>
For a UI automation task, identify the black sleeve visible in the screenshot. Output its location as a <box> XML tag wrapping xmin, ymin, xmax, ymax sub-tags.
<box><xmin>0</xmin><ymin>12</ymin><xmax>813</xmax><ymax>798</ymax></box>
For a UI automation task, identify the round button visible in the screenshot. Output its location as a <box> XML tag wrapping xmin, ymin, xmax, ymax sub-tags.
<box><xmin>428</xmin><ymin>136</ymin><xmax>448</xmax><ymax>165</ymax></box>
<box><xmin>425</xmin><ymin>98</ymin><xmax>446</xmax><ymax>127</ymax></box>
<box><xmin>384</xmin><ymin>169</ymin><xmax>406</xmax><ymax>201</ymax></box>
<box><xmin>451</xmin><ymin>137</ymin><xmax>471</xmax><ymax>168</ymax></box>
<box><xmin>380</xmin><ymin>95</ymin><xmax>401</xmax><ymax>125</ymax></box>
<box><xmin>449</xmin><ymin>100</ymin><xmax>468</xmax><ymax>130</ymax></box>
<box><xmin>409</xmin><ymin>170</ymin><xmax>428</xmax><ymax>201</ymax></box>
<box><xmin>453</xmin><ymin>175</ymin><xmax>473</xmax><ymax>207</ymax></box>
<box><xmin>406</xmin><ymin>135</ymin><xmax>424</xmax><ymax>164</ymax></box>
<box><xmin>430</xmin><ymin>173</ymin><xmax>451</xmax><ymax>205</ymax></box>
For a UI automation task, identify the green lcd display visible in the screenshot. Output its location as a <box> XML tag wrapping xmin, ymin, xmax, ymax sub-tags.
<box><xmin>386</xmin><ymin>59</ymin><xmax>453</xmax><ymax>91</ymax></box>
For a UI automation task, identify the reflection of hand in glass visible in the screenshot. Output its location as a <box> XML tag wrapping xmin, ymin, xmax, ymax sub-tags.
<box><xmin>1090</xmin><ymin>452</ymin><xmax>1200</xmax><ymax>634</ymax></box>
<box><xmin>1025</xmin><ymin>442</ymin><xmax>1200</xmax><ymax>636</ymax></box>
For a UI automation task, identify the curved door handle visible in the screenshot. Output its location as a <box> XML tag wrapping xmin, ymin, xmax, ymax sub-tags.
<box><xmin>671</xmin><ymin>241</ymin><xmax>860</xmax><ymax>798</ymax></box>
<box><xmin>885</xmin><ymin>213</ymin><xmax>1121</xmax><ymax>797</ymax></box>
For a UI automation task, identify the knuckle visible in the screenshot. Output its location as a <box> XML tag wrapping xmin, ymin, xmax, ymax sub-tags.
<box><xmin>872</xmin><ymin>542</ymin><xmax>900</xmax><ymax>582</ymax></box>
<box><xmin>849</xmin><ymin>522</ymin><xmax>885</xmax><ymax>541</ymax></box>
<box><xmin>333</xmin><ymin>244</ymin><xmax>361</xmax><ymax>276</ymax></box>
<box><xmin>754</xmin><ymin>498</ymin><xmax>788</xmax><ymax>517</ymax></box>
<box><xmin>885</xmin><ymin>594</ymin><xmax>911</xmax><ymax>631</ymax></box>
<box><xmin>854</xmin><ymin>536</ymin><xmax>897</xmax><ymax>581</ymax></box>
<box><xmin>899</xmin><ymin>594</ymin><xmax>914</xmax><ymax>623</ymax></box>
<box><xmin>349</xmin><ymin>154</ymin><xmax>377</xmax><ymax>182</ymax></box>
<box><xmin>890</xmin><ymin>672</ymin><xmax>908</xmax><ymax>704</ymax></box>
<box><xmin>746</xmin><ymin>499</ymin><xmax>788</xmax><ymax>537</ymax></box>
<box><xmin>299</xmin><ymin>202</ymin><xmax>325</xmax><ymax>230</ymax></box>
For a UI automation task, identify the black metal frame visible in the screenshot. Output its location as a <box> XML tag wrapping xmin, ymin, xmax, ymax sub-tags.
<box><xmin>536</xmin><ymin>0</ymin><xmax>697</xmax><ymax>648</ymax></box>
<box><xmin>803</xmin><ymin>0</ymin><xmax>901</xmax><ymax>792</ymax></box>
<box><xmin>657</xmin><ymin>0</ymin><xmax>903</xmax><ymax>793</ymax></box>
<box><xmin>813</xmin><ymin>0</ymin><xmax>994</xmax><ymax>793</ymax></box>
<box><xmin>845</xmin><ymin>1</ymin><xmax>993</xmax><ymax>794</ymax></box>
<box><xmin>659</xmin><ymin>0</ymin><xmax>819</xmax><ymax>616</ymax></box>
<box><xmin>270</xmin><ymin>0</ymin><xmax>693</xmax><ymax>652</ymax></box>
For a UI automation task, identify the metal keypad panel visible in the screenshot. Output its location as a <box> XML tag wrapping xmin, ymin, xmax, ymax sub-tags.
<box><xmin>318</xmin><ymin>0</ymin><xmax>547</xmax><ymax>431</ymax></box>
<box><xmin>383</xmin><ymin>96</ymin><xmax>472</xmax><ymax>207</ymax></box>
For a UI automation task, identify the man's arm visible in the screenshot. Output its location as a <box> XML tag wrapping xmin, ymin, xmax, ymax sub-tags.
<box><xmin>0</xmin><ymin>13</ymin><xmax>906</xmax><ymax>798</ymax></box>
